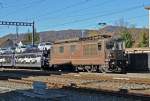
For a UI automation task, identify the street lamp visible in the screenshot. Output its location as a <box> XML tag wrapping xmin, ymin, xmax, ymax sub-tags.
<box><xmin>98</xmin><ymin>22</ymin><xmax>107</xmax><ymax>34</ymax></box>
<box><xmin>98</xmin><ymin>22</ymin><xmax>107</xmax><ymax>30</ymax></box>
<box><xmin>81</xmin><ymin>30</ymin><xmax>85</xmax><ymax>38</ymax></box>
<box><xmin>145</xmin><ymin>6</ymin><xmax>150</xmax><ymax>47</ymax></box>
<box><xmin>98</xmin><ymin>22</ymin><xmax>107</xmax><ymax>26</ymax></box>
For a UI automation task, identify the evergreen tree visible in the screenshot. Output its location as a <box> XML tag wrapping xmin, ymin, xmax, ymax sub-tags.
<box><xmin>139</xmin><ymin>30</ymin><xmax>149</xmax><ymax>47</ymax></box>
<box><xmin>121</xmin><ymin>29</ymin><xmax>133</xmax><ymax>48</ymax></box>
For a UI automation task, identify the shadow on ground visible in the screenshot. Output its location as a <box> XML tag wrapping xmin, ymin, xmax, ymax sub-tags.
<box><xmin>0</xmin><ymin>69</ymin><xmax>73</xmax><ymax>80</ymax></box>
<box><xmin>0</xmin><ymin>87</ymin><xmax>149</xmax><ymax>101</ymax></box>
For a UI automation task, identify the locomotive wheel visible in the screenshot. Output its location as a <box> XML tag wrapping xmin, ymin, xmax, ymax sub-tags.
<box><xmin>91</xmin><ymin>65</ymin><xmax>97</xmax><ymax>72</ymax></box>
<box><xmin>74</xmin><ymin>66</ymin><xmax>79</xmax><ymax>72</ymax></box>
<box><xmin>84</xmin><ymin>66</ymin><xmax>92</xmax><ymax>72</ymax></box>
<box><xmin>97</xmin><ymin>65</ymin><xmax>109</xmax><ymax>73</ymax></box>
<box><xmin>101</xmin><ymin>66</ymin><xmax>109</xmax><ymax>73</ymax></box>
<box><xmin>109</xmin><ymin>67</ymin><xmax>120</xmax><ymax>73</ymax></box>
<box><xmin>76</xmin><ymin>66</ymin><xmax>84</xmax><ymax>72</ymax></box>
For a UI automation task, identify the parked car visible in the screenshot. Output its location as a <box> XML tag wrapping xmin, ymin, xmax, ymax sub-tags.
<box><xmin>38</xmin><ymin>42</ymin><xmax>52</xmax><ymax>51</ymax></box>
<box><xmin>0</xmin><ymin>47</ymin><xmax>15</xmax><ymax>54</ymax></box>
<box><xmin>0</xmin><ymin>48</ymin><xmax>8</xmax><ymax>54</ymax></box>
<box><xmin>15</xmin><ymin>45</ymin><xmax>27</xmax><ymax>53</ymax></box>
<box><xmin>7</xmin><ymin>47</ymin><xmax>16</xmax><ymax>53</ymax></box>
<box><xmin>26</xmin><ymin>44</ymin><xmax>39</xmax><ymax>52</ymax></box>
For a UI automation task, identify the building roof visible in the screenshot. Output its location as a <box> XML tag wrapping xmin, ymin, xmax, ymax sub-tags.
<box><xmin>125</xmin><ymin>48</ymin><xmax>150</xmax><ymax>54</ymax></box>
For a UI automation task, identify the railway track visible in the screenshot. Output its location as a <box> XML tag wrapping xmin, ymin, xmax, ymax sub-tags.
<box><xmin>4</xmin><ymin>75</ymin><xmax>150</xmax><ymax>97</ymax></box>
<box><xmin>0</xmin><ymin>69</ymin><xmax>150</xmax><ymax>96</ymax></box>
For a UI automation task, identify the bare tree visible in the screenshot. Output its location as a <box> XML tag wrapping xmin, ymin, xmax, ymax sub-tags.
<box><xmin>114</xmin><ymin>18</ymin><xmax>129</xmax><ymax>28</ymax></box>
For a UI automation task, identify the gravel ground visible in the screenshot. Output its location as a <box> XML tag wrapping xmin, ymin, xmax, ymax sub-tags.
<box><xmin>1</xmin><ymin>69</ymin><xmax>150</xmax><ymax>98</ymax></box>
<box><xmin>0</xmin><ymin>81</ymin><xmax>31</xmax><ymax>91</ymax></box>
<box><xmin>19</xmin><ymin>72</ymin><xmax>150</xmax><ymax>96</ymax></box>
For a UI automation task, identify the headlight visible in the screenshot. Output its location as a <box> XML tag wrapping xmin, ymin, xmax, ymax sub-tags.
<box><xmin>111</xmin><ymin>61</ymin><xmax>115</xmax><ymax>65</ymax></box>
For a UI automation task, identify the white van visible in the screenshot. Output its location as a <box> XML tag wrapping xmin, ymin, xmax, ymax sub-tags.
<box><xmin>38</xmin><ymin>42</ymin><xmax>52</xmax><ymax>50</ymax></box>
<box><xmin>15</xmin><ymin>45</ymin><xmax>27</xmax><ymax>53</ymax></box>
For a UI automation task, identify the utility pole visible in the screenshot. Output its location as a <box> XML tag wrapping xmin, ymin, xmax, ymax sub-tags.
<box><xmin>16</xmin><ymin>25</ymin><xmax>19</xmax><ymax>43</ymax></box>
<box><xmin>98</xmin><ymin>22</ymin><xmax>107</xmax><ymax>34</ymax></box>
<box><xmin>81</xmin><ymin>30</ymin><xmax>85</xmax><ymax>38</ymax></box>
<box><xmin>32</xmin><ymin>21</ymin><xmax>35</xmax><ymax>46</ymax></box>
<box><xmin>145</xmin><ymin>6</ymin><xmax>150</xmax><ymax>47</ymax></box>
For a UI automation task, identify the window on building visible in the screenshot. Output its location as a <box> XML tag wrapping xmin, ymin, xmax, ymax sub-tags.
<box><xmin>70</xmin><ymin>45</ymin><xmax>76</xmax><ymax>52</ymax></box>
<box><xmin>59</xmin><ymin>46</ymin><xmax>64</xmax><ymax>53</ymax></box>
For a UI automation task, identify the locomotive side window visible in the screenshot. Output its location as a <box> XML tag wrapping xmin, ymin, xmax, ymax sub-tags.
<box><xmin>91</xmin><ymin>44</ymin><xmax>97</xmax><ymax>55</ymax></box>
<box><xmin>98</xmin><ymin>43</ymin><xmax>102</xmax><ymax>50</ymax></box>
<box><xmin>83</xmin><ymin>44</ymin><xmax>97</xmax><ymax>56</ymax></box>
<box><xmin>70</xmin><ymin>45</ymin><xmax>76</xmax><ymax>52</ymax></box>
<box><xmin>83</xmin><ymin>45</ymin><xmax>89</xmax><ymax>56</ymax></box>
<box><xmin>59</xmin><ymin>46</ymin><xmax>64</xmax><ymax>53</ymax></box>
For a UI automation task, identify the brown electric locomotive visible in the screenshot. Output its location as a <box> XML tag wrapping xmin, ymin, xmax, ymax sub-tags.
<box><xmin>50</xmin><ymin>34</ymin><xmax>127</xmax><ymax>73</ymax></box>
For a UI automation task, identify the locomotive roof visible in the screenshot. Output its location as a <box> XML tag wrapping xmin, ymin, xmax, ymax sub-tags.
<box><xmin>54</xmin><ymin>34</ymin><xmax>111</xmax><ymax>44</ymax></box>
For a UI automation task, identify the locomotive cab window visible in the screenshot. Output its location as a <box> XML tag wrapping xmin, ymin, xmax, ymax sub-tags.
<box><xmin>106</xmin><ymin>42</ymin><xmax>114</xmax><ymax>50</ymax></box>
<box><xmin>59</xmin><ymin>46</ymin><xmax>64</xmax><ymax>53</ymax></box>
<box><xmin>70</xmin><ymin>45</ymin><xmax>76</xmax><ymax>52</ymax></box>
<box><xmin>98</xmin><ymin>43</ymin><xmax>102</xmax><ymax>50</ymax></box>
<box><xmin>116</xmin><ymin>41</ymin><xmax>124</xmax><ymax>50</ymax></box>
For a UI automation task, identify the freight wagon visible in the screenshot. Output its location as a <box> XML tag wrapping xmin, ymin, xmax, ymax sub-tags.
<box><xmin>0</xmin><ymin>51</ymin><xmax>50</xmax><ymax>69</ymax></box>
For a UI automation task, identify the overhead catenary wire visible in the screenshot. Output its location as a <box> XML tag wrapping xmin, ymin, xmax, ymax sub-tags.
<box><xmin>46</xmin><ymin>4</ymin><xmax>147</xmax><ymax>28</ymax></box>
<box><xmin>38</xmin><ymin>0</ymin><xmax>119</xmax><ymax>24</ymax></box>
<box><xmin>38</xmin><ymin>13</ymin><xmax>147</xmax><ymax>31</ymax></box>
<box><xmin>3</xmin><ymin>0</ymin><xmax>47</xmax><ymax>17</ymax></box>
<box><xmin>78</xmin><ymin>14</ymin><xmax>148</xmax><ymax>29</ymax></box>
<box><xmin>0</xmin><ymin>0</ymin><xmax>93</xmax><ymax>35</ymax></box>
<box><xmin>2</xmin><ymin>0</ymin><xmax>93</xmax><ymax>22</ymax></box>
<box><xmin>1</xmin><ymin>0</ymin><xmax>43</xmax><ymax>8</ymax></box>
<box><xmin>1</xmin><ymin>0</ymin><xmax>149</xmax><ymax>33</ymax></box>
<box><xmin>35</xmin><ymin>0</ymin><xmax>112</xmax><ymax>21</ymax></box>
<box><xmin>0</xmin><ymin>2</ymin><xmax>3</xmax><ymax>8</ymax></box>
<box><xmin>29</xmin><ymin>0</ymin><xmax>94</xmax><ymax>21</ymax></box>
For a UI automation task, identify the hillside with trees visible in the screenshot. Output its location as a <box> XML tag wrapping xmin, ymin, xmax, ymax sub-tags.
<box><xmin>0</xmin><ymin>25</ymin><xmax>148</xmax><ymax>48</ymax></box>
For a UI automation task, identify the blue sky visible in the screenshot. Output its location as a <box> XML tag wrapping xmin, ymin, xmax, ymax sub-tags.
<box><xmin>0</xmin><ymin>0</ymin><xmax>150</xmax><ymax>36</ymax></box>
